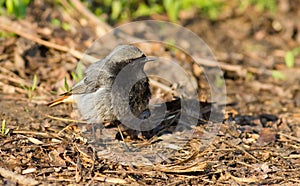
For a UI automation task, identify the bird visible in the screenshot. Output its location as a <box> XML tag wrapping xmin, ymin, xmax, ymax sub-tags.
<box><xmin>48</xmin><ymin>45</ymin><xmax>154</xmax><ymax>124</ymax></box>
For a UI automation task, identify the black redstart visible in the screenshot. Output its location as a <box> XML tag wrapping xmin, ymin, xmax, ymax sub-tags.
<box><xmin>48</xmin><ymin>45</ymin><xmax>154</xmax><ymax>124</ymax></box>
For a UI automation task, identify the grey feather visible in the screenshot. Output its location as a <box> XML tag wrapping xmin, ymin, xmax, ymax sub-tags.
<box><xmin>70</xmin><ymin>45</ymin><xmax>152</xmax><ymax>123</ymax></box>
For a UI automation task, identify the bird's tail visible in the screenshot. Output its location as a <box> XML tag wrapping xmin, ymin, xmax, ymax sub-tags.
<box><xmin>47</xmin><ymin>94</ymin><xmax>74</xmax><ymax>107</ymax></box>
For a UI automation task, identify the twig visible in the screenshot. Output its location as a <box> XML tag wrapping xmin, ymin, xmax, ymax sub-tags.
<box><xmin>0</xmin><ymin>67</ymin><xmax>31</xmax><ymax>86</ymax></box>
<box><xmin>103</xmin><ymin>170</ymin><xmax>156</xmax><ymax>175</ymax></box>
<box><xmin>42</xmin><ymin>113</ymin><xmax>89</xmax><ymax>124</ymax></box>
<box><xmin>75</xmin><ymin>156</ymin><xmax>82</xmax><ymax>182</ymax></box>
<box><xmin>93</xmin><ymin>173</ymin><xmax>127</xmax><ymax>184</ymax></box>
<box><xmin>195</xmin><ymin>57</ymin><xmax>274</xmax><ymax>78</ymax></box>
<box><xmin>0</xmin><ymin>17</ymin><xmax>84</xmax><ymax>59</ymax></box>
<box><xmin>57</xmin><ymin>123</ymin><xmax>77</xmax><ymax>135</ymax></box>
<box><xmin>12</xmin><ymin>130</ymin><xmax>63</xmax><ymax>140</ymax></box>
<box><xmin>225</xmin><ymin>171</ymin><xmax>258</xmax><ymax>183</ymax></box>
<box><xmin>0</xmin><ymin>167</ymin><xmax>39</xmax><ymax>186</ymax></box>
<box><xmin>149</xmin><ymin>79</ymin><xmax>173</xmax><ymax>93</ymax></box>
<box><xmin>69</xmin><ymin>0</ymin><xmax>112</xmax><ymax>36</ymax></box>
<box><xmin>0</xmin><ymin>66</ymin><xmax>50</xmax><ymax>96</ymax></box>
<box><xmin>278</xmin><ymin>132</ymin><xmax>300</xmax><ymax>143</ymax></box>
<box><xmin>223</xmin><ymin>141</ymin><xmax>260</xmax><ymax>162</ymax></box>
<box><xmin>0</xmin><ymin>81</ymin><xmax>28</xmax><ymax>94</ymax></box>
<box><xmin>0</xmin><ymin>8</ymin><xmax>276</xmax><ymax>80</ymax></box>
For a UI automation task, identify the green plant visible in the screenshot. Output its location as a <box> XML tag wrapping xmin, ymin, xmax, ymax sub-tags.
<box><xmin>61</xmin><ymin>63</ymin><xmax>84</xmax><ymax>93</ymax></box>
<box><xmin>1</xmin><ymin>119</ymin><xmax>9</xmax><ymax>137</ymax></box>
<box><xmin>215</xmin><ymin>74</ymin><xmax>224</xmax><ymax>87</ymax></box>
<box><xmin>86</xmin><ymin>0</ymin><xmax>225</xmax><ymax>23</ymax></box>
<box><xmin>0</xmin><ymin>31</ymin><xmax>15</xmax><ymax>38</ymax></box>
<box><xmin>64</xmin><ymin>77</ymin><xmax>70</xmax><ymax>92</ymax></box>
<box><xmin>60</xmin><ymin>77</ymin><xmax>71</xmax><ymax>93</ymax></box>
<box><xmin>0</xmin><ymin>0</ymin><xmax>30</xmax><ymax>18</ymax></box>
<box><xmin>71</xmin><ymin>62</ymin><xmax>84</xmax><ymax>83</ymax></box>
<box><xmin>285</xmin><ymin>46</ymin><xmax>300</xmax><ymax>68</ymax></box>
<box><xmin>24</xmin><ymin>107</ymin><xmax>29</xmax><ymax>112</ymax></box>
<box><xmin>132</xmin><ymin>2</ymin><xmax>163</xmax><ymax>18</ymax></box>
<box><xmin>51</xmin><ymin>18</ymin><xmax>60</xmax><ymax>26</ymax></box>
<box><xmin>240</xmin><ymin>0</ymin><xmax>277</xmax><ymax>12</ymax></box>
<box><xmin>110</xmin><ymin>0</ymin><xmax>122</xmax><ymax>20</ymax></box>
<box><xmin>272</xmin><ymin>70</ymin><xmax>285</xmax><ymax>80</ymax></box>
<box><xmin>182</xmin><ymin>0</ymin><xmax>224</xmax><ymax>20</ymax></box>
<box><xmin>163</xmin><ymin>0</ymin><xmax>181</xmax><ymax>22</ymax></box>
<box><xmin>88</xmin><ymin>0</ymin><xmax>162</xmax><ymax>22</ymax></box>
<box><xmin>21</xmin><ymin>74</ymin><xmax>38</xmax><ymax>99</ymax></box>
<box><xmin>163</xmin><ymin>0</ymin><xmax>225</xmax><ymax>21</ymax></box>
<box><xmin>51</xmin><ymin>18</ymin><xmax>71</xmax><ymax>31</ymax></box>
<box><xmin>246</xmin><ymin>72</ymin><xmax>254</xmax><ymax>81</ymax></box>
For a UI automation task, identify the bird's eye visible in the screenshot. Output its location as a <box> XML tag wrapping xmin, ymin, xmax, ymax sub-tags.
<box><xmin>129</xmin><ymin>60</ymin><xmax>138</xmax><ymax>66</ymax></box>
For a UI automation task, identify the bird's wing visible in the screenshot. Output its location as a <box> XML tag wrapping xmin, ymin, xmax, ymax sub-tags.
<box><xmin>69</xmin><ymin>60</ymin><xmax>112</xmax><ymax>95</ymax></box>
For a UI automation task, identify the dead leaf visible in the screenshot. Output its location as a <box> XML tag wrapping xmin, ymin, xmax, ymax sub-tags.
<box><xmin>28</xmin><ymin>137</ymin><xmax>44</xmax><ymax>145</ymax></box>
<box><xmin>48</xmin><ymin>150</ymin><xmax>66</xmax><ymax>167</ymax></box>
<box><xmin>256</xmin><ymin>128</ymin><xmax>276</xmax><ymax>146</ymax></box>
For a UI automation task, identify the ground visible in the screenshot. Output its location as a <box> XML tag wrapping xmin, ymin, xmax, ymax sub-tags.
<box><xmin>0</xmin><ymin>0</ymin><xmax>300</xmax><ymax>185</ymax></box>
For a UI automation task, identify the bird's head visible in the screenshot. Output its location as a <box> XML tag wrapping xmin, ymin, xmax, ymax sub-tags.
<box><xmin>106</xmin><ymin>45</ymin><xmax>154</xmax><ymax>74</ymax></box>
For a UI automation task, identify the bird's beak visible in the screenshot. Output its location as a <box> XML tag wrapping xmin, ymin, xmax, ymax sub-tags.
<box><xmin>140</xmin><ymin>56</ymin><xmax>156</xmax><ymax>63</ymax></box>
